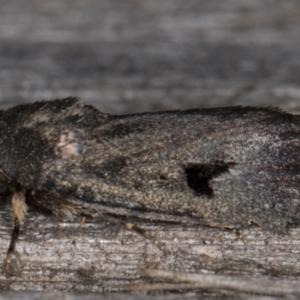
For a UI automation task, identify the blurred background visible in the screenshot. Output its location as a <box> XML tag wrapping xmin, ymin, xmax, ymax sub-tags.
<box><xmin>1</xmin><ymin>0</ymin><xmax>300</xmax><ymax>113</ymax></box>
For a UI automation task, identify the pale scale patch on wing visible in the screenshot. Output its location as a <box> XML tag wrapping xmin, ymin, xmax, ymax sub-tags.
<box><xmin>55</xmin><ymin>130</ymin><xmax>81</xmax><ymax>159</ymax></box>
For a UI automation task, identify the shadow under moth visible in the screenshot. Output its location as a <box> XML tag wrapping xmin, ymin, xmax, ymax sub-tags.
<box><xmin>0</xmin><ymin>97</ymin><xmax>299</xmax><ymax>273</ymax></box>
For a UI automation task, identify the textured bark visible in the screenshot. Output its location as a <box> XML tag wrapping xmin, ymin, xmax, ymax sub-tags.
<box><xmin>0</xmin><ymin>204</ymin><xmax>300</xmax><ymax>298</ymax></box>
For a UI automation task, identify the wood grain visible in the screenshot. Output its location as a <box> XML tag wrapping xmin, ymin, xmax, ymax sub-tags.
<box><xmin>0</xmin><ymin>204</ymin><xmax>299</xmax><ymax>298</ymax></box>
<box><xmin>1</xmin><ymin>0</ymin><xmax>300</xmax><ymax>298</ymax></box>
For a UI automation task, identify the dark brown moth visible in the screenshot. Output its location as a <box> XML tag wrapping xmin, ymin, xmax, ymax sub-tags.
<box><xmin>0</xmin><ymin>97</ymin><xmax>299</xmax><ymax>270</ymax></box>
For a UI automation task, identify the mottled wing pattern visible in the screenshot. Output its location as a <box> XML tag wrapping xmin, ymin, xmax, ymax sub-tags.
<box><xmin>1</xmin><ymin>98</ymin><xmax>300</xmax><ymax>232</ymax></box>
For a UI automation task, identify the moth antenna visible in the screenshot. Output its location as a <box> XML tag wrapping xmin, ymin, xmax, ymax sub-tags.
<box><xmin>5</xmin><ymin>191</ymin><xmax>27</xmax><ymax>276</ymax></box>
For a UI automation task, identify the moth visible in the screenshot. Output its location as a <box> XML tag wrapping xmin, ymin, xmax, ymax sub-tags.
<box><xmin>0</xmin><ymin>97</ymin><xmax>299</xmax><ymax>272</ymax></box>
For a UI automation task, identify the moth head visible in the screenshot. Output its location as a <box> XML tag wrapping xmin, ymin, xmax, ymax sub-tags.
<box><xmin>0</xmin><ymin>181</ymin><xmax>10</xmax><ymax>197</ymax></box>
<box><xmin>0</xmin><ymin>171</ymin><xmax>11</xmax><ymax>199</ymax></box>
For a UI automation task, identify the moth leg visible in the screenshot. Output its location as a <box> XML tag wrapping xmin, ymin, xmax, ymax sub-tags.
<box><xmin>224</xmin><ymin>227</ymin><xmax>247</xmax><ymax>244</ymax></box>
<box><xmin>125</xmin><ymin>222</ymin><xmax>149</xmax><ymax>238</ymax></box>
<box><xmin>5</xmin><ymin>191</ymin><xmax>27</xmax><ymax>275</ymax></box>
<box><xmin>120</xmin><ymin>218</ymin><xmax>165</xmax><ymax>250</ymax></box>
<box><xmin>26</xmin><ymin>191</ymin><xmax>157</xmax><ymax>246</ymax></box>
<box><xmin>27</xmin><ymin>191</ymin><xmax>151</xmax><ymax>238</ymax></box>
<box><xmin>100</xmin><ymin>215</ymin><xmax>164</xmax><ymax>250</ymax></box>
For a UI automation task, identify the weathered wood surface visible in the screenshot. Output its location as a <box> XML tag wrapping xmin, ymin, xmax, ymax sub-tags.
<box><xmin>0</xmin><ymin>0</ymin><xmax>300</xmax><ymax>299</ymax></box>
<box><xmin>1</xmin><ymin>207</ymin><xmax>300</xmax><ymax>298</ymax></box>
<box><xmin>1</xmin><ymin>0</ymin><xmax>300</xmax><ymax>114</ymax></box>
